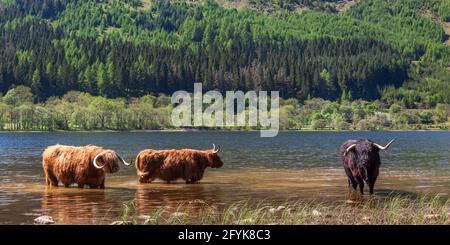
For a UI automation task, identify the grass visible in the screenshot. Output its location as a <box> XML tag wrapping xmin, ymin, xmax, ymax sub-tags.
<box><xmin>114</xmin><ymin>194</ymin><xmax>450</xmax><ymax>225</ymax></box>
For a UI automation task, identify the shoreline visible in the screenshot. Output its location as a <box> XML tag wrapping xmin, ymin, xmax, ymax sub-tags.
<box><xmin>0</xmin><ymin>128</ymin><xmax>449</xmax><ymax>133</ymax></box>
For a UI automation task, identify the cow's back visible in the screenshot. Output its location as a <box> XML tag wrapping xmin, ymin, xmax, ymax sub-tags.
<box><xmin>161</xmin><ymin>150</ymin><xmax>208</xmax><ymax>181</ymax></box>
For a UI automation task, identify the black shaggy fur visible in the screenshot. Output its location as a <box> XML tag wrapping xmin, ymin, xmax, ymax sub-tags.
<box><xmin>340</xmin><ymin>139</ymin><xmax>383</xmax><ymax>195</ymax></box>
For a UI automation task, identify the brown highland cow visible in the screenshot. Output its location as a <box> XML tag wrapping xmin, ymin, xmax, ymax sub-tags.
<box><xmin>135</xmin><ymin>144</ymin><xmax>223</xmax><ymax>184</ymax></box>
<box><xmin>42</xmin><ymin>144</ymin><xmax>130</xmax><ymax>188</ymax></box>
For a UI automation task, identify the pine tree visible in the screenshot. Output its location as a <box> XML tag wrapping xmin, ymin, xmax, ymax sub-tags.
<box><xmin>97</xmin><ymin>63</ymin><xmax>108</xmax><ymax>97</ymax></box>
<box><xmin>31</xmin><ymin>69</ymin><xmax>42</xmax><ymax>101</ymax></box>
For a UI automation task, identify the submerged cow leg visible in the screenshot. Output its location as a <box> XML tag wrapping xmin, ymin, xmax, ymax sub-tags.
<box><xmin>348</xmin><ymin>177</ymin><xmax>357</xmax><ymax>191</ymax></box>
<box><xmin>347</xmin><ymin>176</ymin><xmax>359</xmax><ymax>199</ymax></box>
<box><xmin>368</xmin><ymin>174</ymin><xmax>378</xmax><ymax>195</ymax></box>
<box><xmin>368</xmin><ymin>183</ymin><xmax>375</xmax><ymax>195</ymax></box>
<box><xmin>46</xmin><ymin>172</ymin><xmax>59</xmax><ymax>187</ymax></box>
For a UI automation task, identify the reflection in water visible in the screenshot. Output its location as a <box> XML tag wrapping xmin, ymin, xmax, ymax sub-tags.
<box><xmin>0</xmin><ymin>131</ymin><xmax>449</xmax><ymax>224</ymax></box>
<box><xmin>0</xmin><ymin>168</ymin><xmax>448</xmax><ymax>224</ymax></box>
<box><xmin>134</xmin><ymin>184</ymin><xmax>211</xmax><ymax>218</ymax></box>
<box><xmin>41</xmin><ymin>187</ymin><xmax>107</xmax><ymax>224</ymax></box>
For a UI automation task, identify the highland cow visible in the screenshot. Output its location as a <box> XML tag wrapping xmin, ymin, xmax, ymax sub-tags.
<box><xmin>42</xmin><ymin>144</ymin><xmax>130</xmax><ymax>188</ymax></box>
<box><xmin>340</xmin><ymin>139</ymin><xmax>395</xmax><ymax>195</ymax></box>
<box><xmin>135</xmin><ymin>144</ymin><xmax>223</xmax><ymax>184</ymax></box>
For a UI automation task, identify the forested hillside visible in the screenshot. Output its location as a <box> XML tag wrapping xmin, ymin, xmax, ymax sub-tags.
<box><xmin>0</xmin><ymin>0</ymin><xmax>449</xmax><ymax>106</ymax></box>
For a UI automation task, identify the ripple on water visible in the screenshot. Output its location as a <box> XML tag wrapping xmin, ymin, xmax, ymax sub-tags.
<box><xmin>0</xmin><ymin>131</ymin><xmax>449</xmax><ymax>224</ymax></box>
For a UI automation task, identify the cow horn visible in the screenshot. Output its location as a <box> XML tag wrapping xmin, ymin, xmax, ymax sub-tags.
<box><xmin>345</xmin><ymin>144</ymin><xmax>357</xmax><ymax>154</ymax></box>
<box><xmin>93</xmin><ymin>152</ymin><xmax>106</xmax><ymax>169</ymax></box>
<box><xmin>212</xmin><ymin>144</ymin><xmax>220</xmax><ymax>154</ymax></box>
<box><xmin>373</xmin><ymin>139</ymin><xmax>396</xmax><ymax>151</ymax></box>
<box><xmin>115</xmin><ymin>152</ymin><xmax>131</xmax><ymax>166</ymax></box>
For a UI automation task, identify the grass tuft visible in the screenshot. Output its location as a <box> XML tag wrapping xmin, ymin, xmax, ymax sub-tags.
<box><xmin>115</xmin><ymin>194</ymin><xmax>449</xmax><ymax>225</ymax></box>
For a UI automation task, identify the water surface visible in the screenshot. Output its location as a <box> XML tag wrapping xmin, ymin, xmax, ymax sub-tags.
<box><xmin>0</xmin><ymin>131</ymin><xmax>449</xmax><ymax>224</ymax></box>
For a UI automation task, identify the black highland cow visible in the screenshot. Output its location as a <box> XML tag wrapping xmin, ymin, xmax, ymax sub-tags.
<box><xmin>340</xmin><ymin>139</ymin><xmax>395</xmax><ymax>195</ymax></box>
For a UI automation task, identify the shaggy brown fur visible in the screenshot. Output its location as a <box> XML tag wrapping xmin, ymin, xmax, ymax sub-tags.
<box><xmin>42</xmin><ymin>144</ymin><xmax>122</xmax><ymax>189</ymax></box>
<box><xmin>135</xmin><ymin>147</ymin><xmax>224</xmax><ymax>184</ymax></box>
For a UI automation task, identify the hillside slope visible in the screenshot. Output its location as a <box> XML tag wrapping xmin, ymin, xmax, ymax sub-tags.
<box><xmin>0</xmin><ymin>0</ymin><xmax>448</xmax><ymax>105</ymax></box>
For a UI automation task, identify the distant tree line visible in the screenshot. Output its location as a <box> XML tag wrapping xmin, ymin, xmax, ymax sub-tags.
<box><xmin>1</xmin><ymin>86</ymin><xmax>448</xmax><ymax>131</ymax></box>
<box><xmin>0</xmin><ymin>86</ymin><xmax>171</xmax><ymax>131</ymax></box>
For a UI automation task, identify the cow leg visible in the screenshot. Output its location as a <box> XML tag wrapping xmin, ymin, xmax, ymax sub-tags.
<box><xmin>347</xmin><ymin>177</ymin><xmax>356</xmax><ymax>197</ymax></box>
<box><xmin>100</xmin><ymin>179</ymin><xmax>105</xmax><ymax>189</ymax></box>
<box><xmin>369</xmin><ymin>175</ymin><xmax>378</xmax><ymax>195</ymax></box>
<box><xmin>44</xmin><ymin>171</ymin><xmax>50</xmax><ymax>185</ymax></box>
<box><xmin>344</xmin><ymin>166</ymin><xmax>356</xmax><ymax>191</ymax></box>
<box><xmin>77</xmin><ymin>183</ymin><xmax>84</xmax><ymax>188</ymax></box>
<box><xmin>64</xmin><ymin>183</ymin><xmax>70</xmax><ymax>188</ymax></box>
<box><xmin>357</xmin><ymin>178</ymin><xmax>364</xmax><ymax>195</ymax></box>
<box><xmin>348</xmin><ymin>177</ymin><xmax>357</xmax><ymax>191</ymax></box>
<box><xmin>46</xmin><ymin>172</ymin><xmax>59</xmax><ymax>187</ymax></box>
<box><xmin>368</xmin><ymin>178</ymin><xmax>376</xmax><ymax>195</ymax></box>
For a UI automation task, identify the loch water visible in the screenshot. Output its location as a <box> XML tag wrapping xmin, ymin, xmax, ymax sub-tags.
<box><xmin>0</xmin><ymin>131</ymin><xmax>449</xmax><ymax>224</ymax></box>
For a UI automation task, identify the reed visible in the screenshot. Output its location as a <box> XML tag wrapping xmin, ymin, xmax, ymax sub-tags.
<box><xmin>116</xmin><ymin>194</ymin><xmax>449</xmax><ymax>225</ymax></box>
